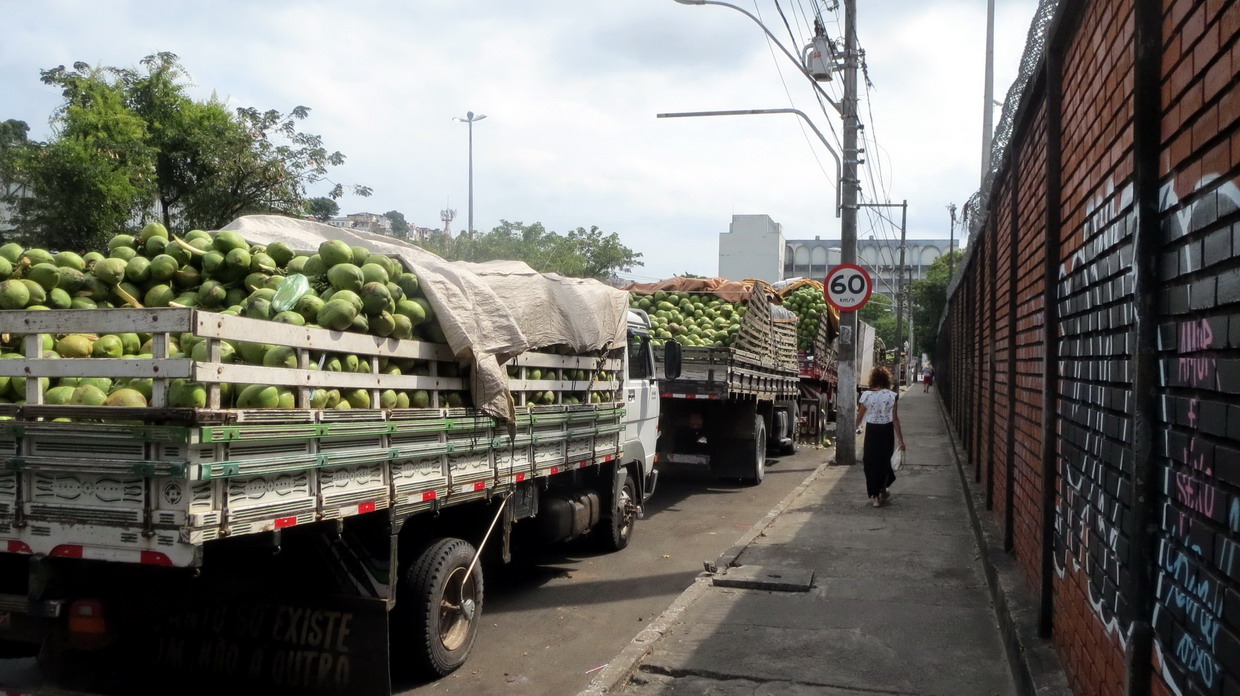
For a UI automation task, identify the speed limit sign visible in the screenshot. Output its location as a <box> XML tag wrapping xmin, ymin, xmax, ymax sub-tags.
<box><xmin>824</xmin><ymin>264</ymin><xmax>873</xmax><ymax>312</ymax></box>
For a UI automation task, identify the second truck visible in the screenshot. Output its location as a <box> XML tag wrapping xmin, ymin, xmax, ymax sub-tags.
<box><xmin>628</xmin><ymin>279</ymin><xmax>800</xmax><ymax>485</ymax></box>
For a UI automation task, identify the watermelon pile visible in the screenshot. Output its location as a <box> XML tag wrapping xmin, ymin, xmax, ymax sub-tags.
<box><xmin>780</xmin><ymin>285</ymin><xmax>828</xmax><ymax>351</ymax></box>
<box><xmin>0</xmin><ymin>223</ymin><xmax>473</xmax><ymax>410</ymax></box>
<box><xmin>628</xmin><ymin>290</ymin><xmax>747</xmax><ymax>348</ymax></box>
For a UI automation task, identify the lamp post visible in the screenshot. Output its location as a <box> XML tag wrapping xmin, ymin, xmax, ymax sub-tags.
<box><xmin>452</xmin><ymin>111</ymin><xmax>487</xmax><ymax>237</ymax></box>
<box><xmin>671</xmin><ymin>0</ymin><xmax>860</xmax><ymax>466</ymax></box>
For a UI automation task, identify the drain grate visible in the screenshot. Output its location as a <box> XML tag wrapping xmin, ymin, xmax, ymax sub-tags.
<box><xmin>711</xmin><ymin>565</ymin><xmax>814</xmax><ymax>592</ymax></box>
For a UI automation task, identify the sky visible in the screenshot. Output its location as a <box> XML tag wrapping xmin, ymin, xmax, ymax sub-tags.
<box><xmin>1</xmin><ymin>0</ymin><xmax>1040</xmax><ymax>282</ymax></box>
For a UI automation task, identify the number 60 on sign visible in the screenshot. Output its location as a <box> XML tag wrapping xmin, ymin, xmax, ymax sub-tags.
<box><xmin>824</xmin><ymin>264</ymin><xmax>873</xmax><ymax>312</ymax></box>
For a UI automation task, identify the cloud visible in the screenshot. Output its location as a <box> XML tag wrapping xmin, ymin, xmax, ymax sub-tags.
<box><xmin>1</xmin><ymin>0</ymin><xmax>1042</xmax><ymax>280</ymax></box>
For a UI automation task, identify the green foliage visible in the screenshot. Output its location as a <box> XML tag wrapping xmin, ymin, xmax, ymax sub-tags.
<box><xmin>909</xmin><ymin>249</ymin><xmax>964</xmax><ymax>358</ymax></box>
<box><xmin>4</xmin><ymin>52</ymin><xmax>370</xmax><ymax>247</ymax></box>
<box><xmin>17</xmin><ymin>63</ymin><xmax>156</xmax><ymax>250</ymax></box>
<box><xmin>307</xmin><ymin>197</ymin><xmax>340</xmax><ymax>222</ymax></box>
<box><xmin>383</xmin><ymin>210</ymin><xmax>409</xmax><ymax>239</ymax></box>
<box><xmin>423</xmin><ymin>220</ymin><xmax>643</xmax><ymax>280</ymax></box>
<box><xmin>858</xmin><ymin>293</ymin><xmax>899</xmax><ymax>352</ymax></box>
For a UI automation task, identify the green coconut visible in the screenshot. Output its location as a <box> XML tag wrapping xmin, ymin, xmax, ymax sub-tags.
<box><xmin>0</xmin><ymin>243</ymin><xmax>23</xmax><ymax>264</ymax></box>
<box><xmin>19</xmin><ymin>280</ymin><xmax>45</xmax><ymax>306</ymax></box>
<box><xmin>93</xmin><ymin>258</ymin><xmax>127</xmax><ymax>286</ymax></box>
<box><xmin>237</xmin><ymin>384</ymin><xmax>280</xmax><ymax>409</ymax></box>
<box><xmin>266</xmin><ymin>242</ymin><xmax>296</xmax><ymax>268</ymax></box>
<box><xmin>213</xmin><ymin>230</ymin><xmax>249</xmax><ymax>254</ymax></box>
<box><xmin>70</xmin><ymin>384</ymin><xmax>108</xmax><ymax>406</ymax></box>
<box><xmin>327</xmin><ymin>264</ymin><xmax>364</xmax><ymax>293</ymax></box>
<box><xmin>319</xmin><ymin>240</ymin><xmax>353</xmax><ymax>267</ymax></box>
<box><xmin>104</xmin><ymin>388</ymin><xmax>148</xmax><ymax>408</ymax></box>
<box><xmin>91</xmin><ymin>335</ymin><xmax>124</xmax><ymax>359</ymax></box>
<box><xmin>55</xmin><ymin>334</ymin><xmax>94</xmax><ymax>358</ymax></box>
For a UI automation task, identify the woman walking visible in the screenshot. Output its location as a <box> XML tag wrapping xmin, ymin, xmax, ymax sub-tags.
<box><xmin>855</xmin><ymin>366</ymin><xmax>906</xmax><ymax>507</ymax></box>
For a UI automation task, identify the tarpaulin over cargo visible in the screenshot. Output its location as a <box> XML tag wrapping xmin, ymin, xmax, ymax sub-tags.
<box><xmin>220</xmin><ymin>215</ymin><xmax>628</xmax><ymax>422</ymax></box>
<box><xmin>622</xmin><ymin>276</ymin><xmax>752</xmax><ymax>303</ymax></box>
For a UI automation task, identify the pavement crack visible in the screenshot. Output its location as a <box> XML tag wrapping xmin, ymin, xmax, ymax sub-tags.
<box><xmin>634</xmin><ymin>664</ymin><xmax>921</xmax><ymax>695</ymax></box>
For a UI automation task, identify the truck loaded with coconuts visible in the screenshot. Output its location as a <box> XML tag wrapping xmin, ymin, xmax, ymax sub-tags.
<box><xmin>626</xmin><ymin>278</ymin><xmax>800</xmax><ymax>484</ymax></box>
<box><xmin>0</xmin><ymin>216</ymin><xmax>661</xmax><ymax>695</ymax></box>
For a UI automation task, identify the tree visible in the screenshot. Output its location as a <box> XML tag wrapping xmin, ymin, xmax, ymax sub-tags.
<box><xmin>384</xmin><ymin>210</ymin><xmax>409</xmax><ymax>239</ymax></box>
<box><xmin>858</xmin><ymin>293</ymin><xmax>897</xmax><ymax>349</ymax></box>
<box><xmin>5</xmin><ymin>53</ymin><xmax>370</xmax><ymax>247</ymax></box>
<box><xmin>307</xmin><ymin>197</ymin><xmax>339</xmax><ymax>222</ymax></box>
<box><xmin>424</xmin><ymin>220</ymin><xmax>643</xmax><ymax>280</ymax></box>
<box><xmin>15</xmin><ymin>63</ymin><xmax>156</xmax><ymax>250</ymax></box>
<box><xmin>909</xmin><ymin>249</ymin><xmax>965</xmax><ymax>358</ymax></box>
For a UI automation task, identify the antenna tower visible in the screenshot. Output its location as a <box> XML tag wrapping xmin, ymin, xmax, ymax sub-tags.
<box><xmin>440</xmin><ymin>208</ymin><xmax>456</xmax><ymax>237</ymax></box>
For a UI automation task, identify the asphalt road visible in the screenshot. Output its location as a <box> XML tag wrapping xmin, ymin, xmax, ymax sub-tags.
<box><xmin>397</xmin><ymin>444</ymin><xmax>827</xmax><ymax>696</ymax></box>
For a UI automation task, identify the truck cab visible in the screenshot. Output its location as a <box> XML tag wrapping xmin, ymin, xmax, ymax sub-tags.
<box><xmin>623</xmin><ymin>309</ymin><xmax>660</xmax><ymax>504</ymax></box>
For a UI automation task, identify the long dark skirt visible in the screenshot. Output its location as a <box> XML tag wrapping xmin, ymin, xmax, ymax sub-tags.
<box><xmin>862</xmin><ymin>422</ymin><xmax>896</xmax><ymax>498</ymax></box>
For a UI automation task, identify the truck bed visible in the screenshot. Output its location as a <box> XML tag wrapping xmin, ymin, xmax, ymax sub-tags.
<box><xmin>0</xmin><ymin>308</ymin><xmax>624</xmax><ymax>568</ymax></box>
<box><xmin>655</xmin><ymin>344</ymin><xmax>799</xmax><ymax>401</ymax></box>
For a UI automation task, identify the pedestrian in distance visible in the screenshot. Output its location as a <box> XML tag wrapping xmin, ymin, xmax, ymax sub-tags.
<box><xmin>855</xmin><ymin>366</ymin><xmax>905</xmax><ymax>508</ymax></box>
<box><xmin>922</xmin><ymin>366</ymin><xmax>935</xmax><ymax>393</ymax></box>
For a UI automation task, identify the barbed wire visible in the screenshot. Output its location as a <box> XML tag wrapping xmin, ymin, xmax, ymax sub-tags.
<box><xmin>960</xmin><ymin>0</ymin><xmax>1061</xmax><ymax>243</ymax></box>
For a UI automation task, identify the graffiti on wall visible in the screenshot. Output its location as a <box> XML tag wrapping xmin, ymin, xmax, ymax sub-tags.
<box><xmin>1150</xmin><ymin>176</ymin><xmax>1240</xmax><ymax>696</ymax></box>
<box><xmin>1053</xmin><ymin>179</ymin><xmax>1136</xmax><ymax>648</ymax></box>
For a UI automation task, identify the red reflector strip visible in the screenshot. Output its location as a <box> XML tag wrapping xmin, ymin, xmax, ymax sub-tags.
<box><xmin>140</xmin><ymin>551</ymin><xmax>173</xmax><ymax>566</ymax></box>
<box><xmin>422</xmin><ymin>490</ymin><xmax>437</xmax><ymax>501</ymax></box>
<box><xmin>358</xmin><ymin>501</ymin><xmax>376</xmax><ymax>514</ymax></box>
<box><xmin>515</xmin><ymin>473</ymin><xmax>526</xmax><ymax>482</ymax></box>
<box><xmin>473</xmin><ymin>481</ymin><xmax>486</xmax><ymax>491</ymax></box>
<box><xmin>274</xmin><ymin>516</ymin><xmax>298</xmax><ymax>529</ymax></box>
<box><xmin>603</xmin><ymin>455</ymin><xmax>614</xmax><ymax>463</ymax></box>
<box><xmin>51</xmin><ymin>545</ymin><xmax>83</xmax><ymax>559</ymax></box>
<box><xmin>5</xmin><ymin>540</ymin><xmax>31</xmax><ymax>554</ymax></box>
<box><xmin>550</xmin><ymin>467</ymin><xmax>560</xmax><ymax>475</ymax></box>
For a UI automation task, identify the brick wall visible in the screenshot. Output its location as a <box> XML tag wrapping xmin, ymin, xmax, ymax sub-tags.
<box><xmin>936</xmin><ymin>0</ymin><xmax>1240</xmax><ymax>694</ymax></box>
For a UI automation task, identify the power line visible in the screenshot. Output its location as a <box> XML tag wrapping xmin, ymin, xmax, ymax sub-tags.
<box><xmin>751</xmin><ymin>0</ymin><xmax>835</xmax><ymax>185</ymax></box>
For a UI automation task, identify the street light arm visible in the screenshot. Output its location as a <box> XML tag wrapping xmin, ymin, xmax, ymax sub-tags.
<box><xmin>674</xmin><ymin>0</ymin><xmax>842</xmax><ymax>113</ymax></box>
<box><xmin>657</xmin><ymin>108</ymin><xmax>841</xmax><ymax>217</ymax></box>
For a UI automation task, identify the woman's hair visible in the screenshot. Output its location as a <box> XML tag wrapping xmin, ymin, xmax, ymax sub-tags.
<box><xmin>868</xmin><ymin>366</ymin><xmax>892</xmax><ymax>389</ymax></box>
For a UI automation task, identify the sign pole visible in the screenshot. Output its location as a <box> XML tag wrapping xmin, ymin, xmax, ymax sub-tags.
<box><xmin>837</xmin><ymin>0</ymin><xmax>860</xmax><ymax>467</ymax></box>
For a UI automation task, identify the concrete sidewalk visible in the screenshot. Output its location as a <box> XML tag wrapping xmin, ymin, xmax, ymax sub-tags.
<box><xmin>581</xmin><ymin>387</ymin><xmax>1022</xmax><ymax>696</ymax></box>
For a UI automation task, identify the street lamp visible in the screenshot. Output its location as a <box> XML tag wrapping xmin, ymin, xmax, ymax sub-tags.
<box><xmin>452</xmin><ymin>111</ymin><xmax>487</xmax><ymax>237</ymax></box>
<box><xmin>672</xmin><ymin>0</ymin><xmax>861</xmax><ymax>467</ymax></box>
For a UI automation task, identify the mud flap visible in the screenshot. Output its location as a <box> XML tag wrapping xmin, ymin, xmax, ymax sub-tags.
<box><xmin>48</xmin><ymin>588</ymin><xmax>391</xmax><ymax>696</ymax></box>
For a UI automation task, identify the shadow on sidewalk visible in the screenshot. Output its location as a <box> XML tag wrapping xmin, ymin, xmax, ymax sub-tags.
<box><xmin>618</xmin><ymin>388</ymin><xmax>1017</xmax><ymax>696</ymax></box>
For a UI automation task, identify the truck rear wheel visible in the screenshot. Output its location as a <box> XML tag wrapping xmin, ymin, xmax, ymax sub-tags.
<box><xmin>596</xmin><ymin>470</ymin><xmax>637</xmax><ymax>552</ymax></box>
<box><xmin>393</xmin><ymin>537</ymin><xmax>484</xmax><ymax>678</ymax></box>
<box><xmin>743</xmin><ymin>416</ymin><xmax>767</xmax><ymax>485</ymax></box>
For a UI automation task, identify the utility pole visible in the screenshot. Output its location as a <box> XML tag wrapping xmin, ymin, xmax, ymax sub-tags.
<box><xmin>981</xmin><ymin>0</ymin><xmax>996</xmax><ymax>179</ymax></box>
<box><xmin>855</xmin><ymin>200</ymin><xmax>908</xmax><ymax>388</ymax></box>
<box><xmin>948</xmin><ymin>203</ymin><xmax>958</xmax><ymax>276</ymax></box>
<box><xmin>837</xmin><ymin>0</ymin><xmax>860</xmax><ymax>467</ymax></box>
<box><xmin>896</xmin><ymin>200</ymin><xmax>907</xmax><ymax>388</ymax></box>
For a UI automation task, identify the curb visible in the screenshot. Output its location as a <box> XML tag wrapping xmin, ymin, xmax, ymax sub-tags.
<box><xmin>576</xmin><ymin>448</ymin><xmax>838</xmax><ymax>696</ymax></box>
<box><xmin>933</xmin><ymin>393</ymin><xmax>1072</xmax><ymax>696</ymax></box>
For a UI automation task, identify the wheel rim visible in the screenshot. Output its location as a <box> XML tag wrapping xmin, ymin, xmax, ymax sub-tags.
<box><xmin>439</xmin><ymin>567</ymin><xmax>478</xmax><ymax>651</ymax></box>
<box><xmin>618</xmin><ymin>483</ymin><xmax>635</xmax><ymax>538</ymax></box>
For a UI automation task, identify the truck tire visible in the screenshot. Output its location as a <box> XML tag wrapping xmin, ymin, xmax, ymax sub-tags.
<box><xmin>743</xmin><ymin>416</ymin><xmax>767</xmax><ymax>485</ymax></box>
<box><xmin>393</xmin><ymin>537</ymin><xmax>484</xmax><ymax>678</ymax></box>
<box><xmin>780</xmin><ymin>412</ymin><xmax>798</xmax><ymax>456</ymax></box>
<box><xmin>596</xmin><ymin>470</ymin><xmax>637</xmax><ymax>552</ymax></box>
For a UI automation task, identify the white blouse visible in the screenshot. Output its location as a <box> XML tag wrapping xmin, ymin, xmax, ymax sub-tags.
<box><xmin>859</xmin><ymin>389</ymin><xmax>898</xmax><ymax>424</ymax></box>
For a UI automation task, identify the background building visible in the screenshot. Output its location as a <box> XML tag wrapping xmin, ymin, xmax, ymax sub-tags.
<box><xmin>718</xmin><ymin>214</ymin><xmax>786</xmax><ymax>283</ymax></box>
<box><xmin>716</xmin><ymin>213</ymin><xmax>957</xmax><ymax>300</ymax></box>
<box><xmin>784</xmin><ymin>235</ymin><xmax>958</xmax><ymax>299</ymax></box>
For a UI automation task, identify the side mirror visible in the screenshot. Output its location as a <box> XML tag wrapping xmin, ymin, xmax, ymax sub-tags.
<box><xmin>663</xmin><ymin>341</ymin><xmax>682</xmax><ymax>381</ymax></box>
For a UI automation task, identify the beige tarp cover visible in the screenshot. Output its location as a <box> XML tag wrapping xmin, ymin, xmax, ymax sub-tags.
<box><xmin>622</xmin><ymin>277</ymin><xmax>753</xmax><ymax>303</ymax></box>
<box><xmin>221</xmin><ymin>215</ymin><xmax>629</xmax><ymax>422</ymax></box>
